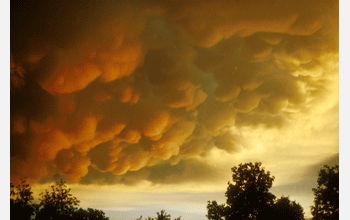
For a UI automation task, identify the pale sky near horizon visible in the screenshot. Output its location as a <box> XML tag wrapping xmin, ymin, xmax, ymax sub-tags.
<box><xmin>9</xmin><ymin>0</ymin><xmax>342</xmax><ymax>219</ymax></box>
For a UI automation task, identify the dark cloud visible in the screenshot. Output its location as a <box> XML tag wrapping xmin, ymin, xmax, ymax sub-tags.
<box><xmin>80</xmin><ymin>158</ymin><xmax>227</xmax><ymax>186</ymax></box>
<box><xmin>235</xmin><ymin>113</ymin><xmax>285</xmax><ymax>129</ymax></box>
<box><xmin>10</xmin><ymin>0</ymin><xmax>338</xmax><ymax>185</ymax></box>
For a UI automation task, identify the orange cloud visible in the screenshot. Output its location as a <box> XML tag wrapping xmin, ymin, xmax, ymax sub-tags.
<box><xmin>10</xmin><ymin>0</ymin><xmax>338</xmax><ymax>185</ymax></box>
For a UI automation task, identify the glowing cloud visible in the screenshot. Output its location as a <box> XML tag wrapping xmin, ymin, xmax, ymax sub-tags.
<box><xmin>11</xmin><ymin>0</ymin><xmax>338</xmax><ymax>187</ymax></box>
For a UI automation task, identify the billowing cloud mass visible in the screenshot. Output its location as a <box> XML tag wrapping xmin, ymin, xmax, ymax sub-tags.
<box><xmin>11</xmin><ymin>0</ymin><xmax>338</xmax><ymax>185</ymax></box>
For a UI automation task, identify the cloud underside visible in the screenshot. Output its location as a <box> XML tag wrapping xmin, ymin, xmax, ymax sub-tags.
<box><xmin>10</xmin><ymin>0</ymin><xmax>339</xmax><ymax>185</ymax></box>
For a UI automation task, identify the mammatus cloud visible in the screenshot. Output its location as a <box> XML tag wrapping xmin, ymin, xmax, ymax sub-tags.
<box><xmin>11</xmin><ymin>0</ymin><xmax>338</xmax><ymax>185</ymax></box>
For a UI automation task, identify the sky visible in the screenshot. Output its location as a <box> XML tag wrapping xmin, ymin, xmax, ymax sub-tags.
<box><xmin>9</xmin><ymin>0</ymin><xmax>340</xmax><ymax>219</ymax></box>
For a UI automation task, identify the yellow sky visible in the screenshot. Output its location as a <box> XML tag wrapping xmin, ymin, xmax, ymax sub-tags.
<box><xmin>10</xmin><ymin>0</ymin><xmax>339</xmax><ymax>219</ymax></box>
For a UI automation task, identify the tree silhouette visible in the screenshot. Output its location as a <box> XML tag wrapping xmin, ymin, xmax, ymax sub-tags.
<box><xmin>10</xmin><ymin>178</ymin><xmax>34</xmax><ymax>205</ymax></box>
<box><xmin>35</xmin><ymin>179</ymin><xmax>80</xmax><ymax>220</ymax></box>
<box><xmin>136</xmin><ymin>210</ymin><xmax>181</xmax><ymax>220</ymax></box>
<box><xmin>206</xmin><ymin>201</ymin><xmax>227</xmax><ymax>220</ymax></box>
<box><xmin>72</xmin><ymin>208</ymin><xmax>110</xmax><ymax>220</ymax></box>
<box><xmin>271</xmin><ymin>196</ymin><xmax>305</xmax><ymax>220</ymax></box>
<box><xmin>311</xmin><ymin>165</ymin><xmax>339</xmax><ymax>220</ymax></box>
<box><xmin>207</xmin><ymin>162</ymin><xmax>283</xmax><ymax>219</ymax></box>
<box><xmin>136</xmin><ymin>216</ymin><xmax>155</xmax><ymax>220</ymax></box>
<box><xmin>10</xmin><ymin>178</ymin><xmax>35</xmax><ymax>220</ymax></box>
<box><xmin>10</xmin><ymin>178</ymin><xmax>110</xmax><ymax>220</ymax></box>
<box><xmin>227</xmin><ymin>162</ymin><xmax>275</xmax><ymax>219</ymax></box>
<box><xmin>156</xmin><ymin>210</ymin><xmax>171</xmax><ymax>220</ymax></box>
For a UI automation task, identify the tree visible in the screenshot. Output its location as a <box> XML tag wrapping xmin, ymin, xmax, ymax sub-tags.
<box><xmin>10</xmin><ymin>178</ymin><xmax>35</xmax><ymax>220</ymax></box>
<box><xmin>72</xmin><ymin>208</ymin><xmax>110</xmax><ymax>220</ymax></box>
<box><xmin>136</xmin><ymin>210</ymin><xmax>181</xmax><ymax>220</ymax></box>
<box><xmin>226</xmin><ymin>162</ymin><xmax>275</xmax><ymax>219</ymax></box>
<box><xmin>9</xmin><ymin>178</ymin><xmax>110</xmax><ymax>220</ymax></box>
<box><xmin>10</xmin><ymin>178</ymin><xmax>34</xmax><ymax>205</ymax></box>
<box><xmin>206</xmin><ymin>201</ymin><xmax>227</xmax><ymax>220</ymax></box>
<box><xmin>35</xmin><ymin>179</ymin><xmax>80</xmax><ymax>220</ymax></box>
<box><xmin>207</xmin><ymin>162</ymin><xmax>276</xmax><ymax>220</ymax></box>
<box><xmin>156</xmin><ymin>210</ymin><xmax>171</xmax><ymax>220</ymax></box>
<box><xmin>272</xmin><ymin>196</ymin><xmax>305</xmax><ymax>220</ymax></box>
<box><xmin>136</xmin><ymin>216</ymin><xmax>154</xmax><ymax>220</ymax></box>
<box><xmin>311</xmin><ymin>165</ymin><xmax>339</xmax><ymax>220</ymax></box>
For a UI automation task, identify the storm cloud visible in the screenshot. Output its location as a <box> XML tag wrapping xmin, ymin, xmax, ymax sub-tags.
<box><xmin>11</xmin><ymin>0</ymin><xmax>338</xmax><ymax>185</ymax></box>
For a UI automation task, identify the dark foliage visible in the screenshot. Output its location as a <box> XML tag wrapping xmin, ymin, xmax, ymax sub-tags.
<box><xmin>207</xmin><ymin>162</ymin><xmax>276</xmax><ymax>220</ymax></box>
<box><xmin>271</xmin><ymin>196</ymin><xmax>305</xmax><ymax>220</ymax></box>
<box><xmin>10</xmin><ymin>178</ymin><xmax>34</xmax><ymax>205</ymax></box>
<box><xmin>311</xmin><ymin>165</ymin><xmax>339</xmax><ymax>220</ymax></box>
<box><xmin>136</xmin><ymin>216</ymin><xmax>155</xmax><ymax>220</ymax></box>
<box><xmin>10</xmin><ymin>178</ymin><xmax>35</xmax><ymax>220</ymax></box>
<box><xmin>225</xmin><ymin>162</ymin><xmax>276</xmax><ymax>219</ymax></box>
<box><xmin>136</xmin><ymin>210</ymin><xmax>181</xmax><ymax>220</ymax></box>
<box><xmin>10</xmin><ymin>179</ymin><xmax>110</xmax><ymax>220</ymax></box>
<box><xmin>206</xmin><ymin>200</ymin><xmax>227</xmax><ymax>220</ymax></box>
<box><xmin>72</xmin><ymin>208</ymin><xmax>110</xmax><ymax>220</ymax></box>
<box><xmin>35</xmin><ymin>179</ymin><xmax>80</xmax><ymax>220</ymax></box>
<box><xmin>156</xmin><ymin>210</ymin><xmax>171</xmax><ymax>220</ymax></box>
<box><xmin>207</xmin><ymin>162</ymin><xmax>305</xmax><ymax>220</ymax></box>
